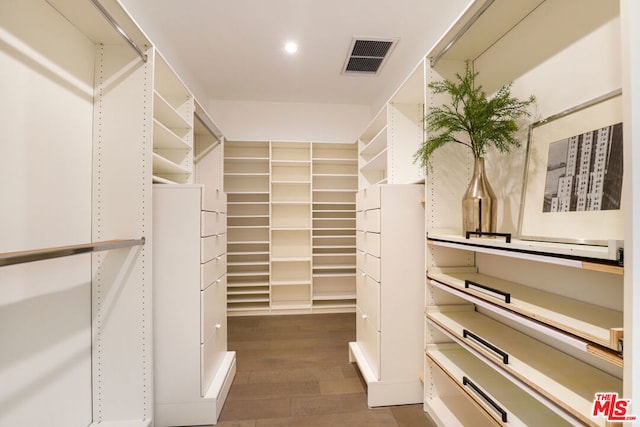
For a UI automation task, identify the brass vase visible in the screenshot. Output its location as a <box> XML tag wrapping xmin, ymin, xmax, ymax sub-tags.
<box><xmin>462</xmin><ymin>157</ymin><xmax>497</xmax><ymax>234</ymax></box>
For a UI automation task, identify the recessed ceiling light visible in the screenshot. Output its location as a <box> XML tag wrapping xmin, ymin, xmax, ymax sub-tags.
<box><xmin>284</xmin><ymin>41</ymin><xmax>298</xmax><ymax>54</ymax></box>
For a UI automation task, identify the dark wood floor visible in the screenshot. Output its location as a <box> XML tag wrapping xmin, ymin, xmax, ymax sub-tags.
<box><xmin>213</xmin><ymin>312</ymin><xmax>437</xmax><ymax>427</ymax></box>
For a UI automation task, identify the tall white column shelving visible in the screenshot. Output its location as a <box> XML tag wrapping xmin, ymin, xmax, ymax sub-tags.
<box><xmin>224</xmin><ymin>141</ymin><xmax>272</xmax><ymax>313</ymax></box>
<box><xmin>312</xmin><ymin>143</ymin><xmax>358</xmax><ymax>312</ymax></box>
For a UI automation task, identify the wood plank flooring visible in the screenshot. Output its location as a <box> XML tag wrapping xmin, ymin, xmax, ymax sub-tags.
<box><xmin>214</xmin><ymin>313</ymin><xmax>437</xmax><ymax>427</ymax></box>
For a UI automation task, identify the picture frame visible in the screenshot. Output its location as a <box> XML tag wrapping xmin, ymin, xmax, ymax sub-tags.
<box><xmin>517</xmin><ymin>89</ymin><xmax>623</xmax><ymax>246</ymax></box>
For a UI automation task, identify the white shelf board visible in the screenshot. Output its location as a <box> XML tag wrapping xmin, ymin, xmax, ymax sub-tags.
<box><xmin>360</xmin><ymin>126</ymin><xmax>388</xmax><ymax>160</ymax></box>
<box><xmin>360</xmin><ymin>148</ymin><xmax>387</xmax><ymax>172</ymax></box>
<box><xmin>426</xmin><ymin>305</ymin><xmax>622</xmax><ymax>426</ymax></box>
<box><xmin>153</xmin><ymin>119</ymin><xmax>191</xmax><ymax>151</ymax></box>
<box><xmin>427</xmin><ymin>229</ymin><xmax>623</xmax><ymax>265</ymax></box>
<box><xmin>152</xmin><ymin>152</ymin><xmax>191</xmax><ymax>175</ymax></box>
<box><xmin>428</xmin><ymin>267</ymin><xmax>623</xmax><ymax>352</ymax></box>
<box><xmin>153</xmin><ymin>91</ymin><xmax>192</xmax><ymax>131</ymax></box>
<box><xmin>427</xmin><ymin>0</ymin><xmax>546</xmax><ymax>65</ymax></box>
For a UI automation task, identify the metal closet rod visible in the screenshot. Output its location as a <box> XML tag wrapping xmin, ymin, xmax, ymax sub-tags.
<box><xmin>89</xmin><ymin>0</ymin><xmax>148</xmax><ymax>62</ymax></box>
<box><xmin>0</xmin><ymin>238</ymin><xmax>146</xmax><ymax>267</ymax></box>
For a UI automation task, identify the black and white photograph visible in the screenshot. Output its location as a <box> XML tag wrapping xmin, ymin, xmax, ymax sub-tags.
<box><xmin>542</xmin><ymin>122</ymin><xmax>623</xmax><ymax>213</ymax></box>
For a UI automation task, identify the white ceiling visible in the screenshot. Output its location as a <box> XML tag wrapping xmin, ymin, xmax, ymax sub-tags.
<box><xmin>118</xmin><ymin>0</ymin><xmax>465</xmax><ymax>108</ymax></box>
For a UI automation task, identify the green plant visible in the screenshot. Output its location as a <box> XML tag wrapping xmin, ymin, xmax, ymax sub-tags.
<box><xmin>414</xmin><ymin>61</ymin><xmax>535</xmax><ymax>172</ymax></box>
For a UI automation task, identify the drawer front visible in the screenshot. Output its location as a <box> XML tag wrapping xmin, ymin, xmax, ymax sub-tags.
<box><xmin>356</xmin><ymin>270</ymin><xmax>380</xmax><ymax>331</ymax></box>
<box><xmin>362</xmin><ymin>209</ymin><xmax>380</xmax><ymax>233</ymax></box>
<box><xmin>201</xmin><ymin>325</ymin><xmax>227</xmax><ymax>396</ymax></box>
<box><xmin>202</xmin><ymin>211</ymin><xmax>227</xmax><ymax>237</ymax></box>
<box><xmin>201</xmin><ymin>254</ymin><xmax>227</xmax><ymax>290</ymax></box>
<box><xmin>356</xmin><ymin>186</ymin><xmax>381</xmax><ymax>211</ymax></box>
<box><xmin>356</xmin><ymin>231</ymin><xmax>380</xmax><ymax>257</ymax></box>
<box><xmin>201</xmin><ymin>274</ymin><xmax>227</xmax><ymax>343</ymax></box>
<box><xmin>356</xmin><ymin>251</ymin><xmax>380</xmax><ymax>283</ymax></box>
<box><xmin>201</xmin><ymin>233</ymin><xmax>227</xmax><ymax>263</ymax></box>
<box><xmin>202</xmin><ymin>187</ymin><xmax>227</xmax><ymax>213</ymax></box>
<box><xmin>356</xmin><ymin>306</ymin><xmax>381</xmax><ymax>380</ymax></box>
<box><xmin>356</xmin><ymin>211</ymin><xmax>365</xmax><ymax>230</ymax></box>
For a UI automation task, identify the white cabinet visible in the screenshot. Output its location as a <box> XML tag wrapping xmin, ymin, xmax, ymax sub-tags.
<box><xmin>153</xmin><ymin>185</ymin><xmax>235</xmax><ymax>426</ymax></box>
<box><xmin>349</xmin><ymin>184</ymin><xmax>425</xmax><ymax>407</ymax></box>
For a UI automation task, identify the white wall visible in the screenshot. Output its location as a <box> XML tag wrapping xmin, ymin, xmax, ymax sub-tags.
<box><xmin>207</xmin><ymin>100</ymin><xmax>370</xmax><ymax>143</ymax></box>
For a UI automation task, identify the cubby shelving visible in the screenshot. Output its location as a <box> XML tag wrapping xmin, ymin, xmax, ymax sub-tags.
<box><xmin>419</xmin><ymin>1</ymin><xmax>629</xmax><ymax>426</ymax></box>
<box><xmin>312</xmin><ymin>143</ymin><xmax>358</xmax><ymax>312</ymax></box>
<box><xmin>152</xmin><ymin>53</ymin><xmax>194</xmax><ymax>184</ymax></box>
<box><xmin>270</xmin><ymin>142</ymin><xmax>313</xmax><ymax>311</ymax></box>
<box><xmin>224</xmin><ymin>141</ymin><xmax>271</xmax><ymax>313</ymax></box>
<box><xmin>357</xmin><ymin>60</ymin><xmax>425</xmax><ymax>190</ymax></box>
<box><xmin>223</xmin><ymin>141</ymin><xmax>357</xmax><ymax>315</ymax></box>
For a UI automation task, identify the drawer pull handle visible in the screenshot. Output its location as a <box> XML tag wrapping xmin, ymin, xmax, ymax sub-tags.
<box><xmin>464</xmin><ymin>280</ymin><xmax>511</xmax><ymax>303</ymax></box>
<box><xmin>215</xmin><ymin>323</ymin><xmax>222</xmax><ymax>329</ymax></box>
<box><xmin>463</xmin><ymin>376</ymin><xmax>507</xmax><ymax>422</ymax></box>
<box><xmin>362</xmin><ymin>314</ymin><xmax>368</xmax><ymax>319</ymax></box>
<box><xmin>463</xmin><ymin>329</ymin><xmax>509</xmax><ymax>364</ymax></box>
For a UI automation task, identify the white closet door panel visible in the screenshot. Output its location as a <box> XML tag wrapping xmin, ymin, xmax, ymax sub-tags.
<box><xmin>201</xmin><ymin>234</ymin><xmax>227</xmax><ymax>263</ymax></box>
<box><xmin>202</xmin><ymin>211</ymin><xmax>227</xmax><ymax>237</ymax></box>
<box><xmin>201</xmin><ymin>255</ymin><xmax>227</xmax><ymax>290</ymax></box>
<box><xmin>355</xmin><ymin>307</ymin><xmax>381</xmax><ymax>379</ymax></box>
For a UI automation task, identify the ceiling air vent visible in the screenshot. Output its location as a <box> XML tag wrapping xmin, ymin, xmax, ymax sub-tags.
<box><xmin>342</xmin><ymin>37</ymin><xmax>398</xmax><ymax>75</ymax></box>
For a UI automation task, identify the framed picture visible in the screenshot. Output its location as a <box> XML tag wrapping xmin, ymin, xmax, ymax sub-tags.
<box><xmin>518</xmin><ymin>90</ymin><xmax>623</xmax><ymax>245</ymax></box>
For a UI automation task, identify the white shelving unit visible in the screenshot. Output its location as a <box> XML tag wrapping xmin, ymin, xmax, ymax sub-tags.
<box><xmin>270</xmin><ymin>142</ymin><xmax>313</xmax><ymax>311</ymax></box>
<box><xmin>312</xmin><ymin>143</ymin><xmax>358</xmax><ymax>312</ymax></box>
<box><xmin>2</xmin><ymin>0</ymin><xmax>153</xmax><ymax>425</ymax></box>
<box><xmin>357</xmin><ymin>60</ymin><xmax>425</xmax><ymax>190</ymax></box>
<box><xmin>418</xmin><ymin>1</ymin><xmax>631</xmax><ymax>426</ymax></box>
<box><xmin>224</xmin><ymin>141</ymin><xmax>358</xmax><ymax>315</ymax></box>
<box><xmin>224</xmin><ymin>141</ymin><xmax>272</xmax><ymax>313</ymax></box>
<box><xmin>152</xmin><ymin>53</ymin><xmax>194</xmax><ymax>184</ymax></box>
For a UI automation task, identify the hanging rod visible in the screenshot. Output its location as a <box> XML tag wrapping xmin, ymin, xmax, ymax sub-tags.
<box><xmin>89</xmin><ymin>0</ymin><xmax>148</xmax><ymax>62</ymax></box>
<box><xmin>0</xmin><ymin>238</ymin><xmax>146</xmax><ymax>267</ymax></box>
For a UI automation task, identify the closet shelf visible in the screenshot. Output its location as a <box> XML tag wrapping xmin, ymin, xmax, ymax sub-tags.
<box><xmin>153</xmin><ymin>91</ymin><xmax>192</xmax><ymax>132</ymax></box>
<box><xmin>153</xmin><ymin>119</ymin><xmax>191</xmax><ymax>151</ymax></box>
<box><xmin>427</xmin><ymin>343</ymin><xmax>570</xmax><ymax>426</ymax></box>
<box><xmin>427</xmin><ymin>230</ymin><xmax>623</xmax><ymax>271</ymax></box>
<box><xmin>428</xmin><ymin>267</ymin><xmax>623</xmax><ymax>360</ymax></box>
<box><xmin>426</xmin><ymin>305</ymin><xmax>622</xmax><ymax>427</ymax></box>
<box><xmin>359</xmin><ymin>149</ymin><xmax>387</xmax><ymax>172</ymax></box>
<box><xmin>360</xmin><ymin>128</ymin><xmax>387</xmax><ymax>160</ymax></box>
<box><xmin>152</xmin><ymin>153</ymin><xmax>191</xmax><ymax>176</ymax></box>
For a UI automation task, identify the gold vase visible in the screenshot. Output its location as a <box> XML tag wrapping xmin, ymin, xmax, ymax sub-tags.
<box><xmin>462</xmin><ymin>157</ymin><xmax>497</xmax><ymax>234</ymax></box>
